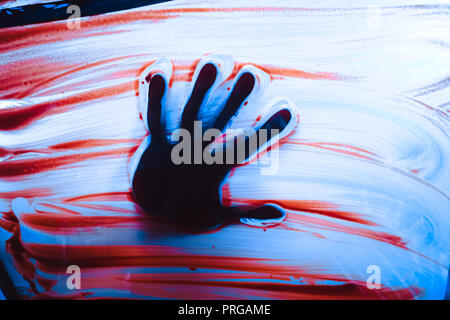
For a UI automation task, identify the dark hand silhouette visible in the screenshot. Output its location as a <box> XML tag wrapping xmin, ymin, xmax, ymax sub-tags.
<box><xmin>129</xmin><ymin>56</ymin><xmax>298</xmax><ymax>230</ymax></box>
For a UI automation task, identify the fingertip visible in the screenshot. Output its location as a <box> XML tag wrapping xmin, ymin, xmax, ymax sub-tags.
<box><xmin>138</xmin><ymin>59</ymin><xmax>173</xmax><ymax>131</ymax></box>
<box><xmin>194</xmin><ymin>63</ymin><xmax>218</xmax><ymax>92</ymax></box>
<box><xmin>139</xmin><ymin>58</ymin><xmax>173</xmax><ymax>88</ymax></box>
<box><xmin>148</xmin><ymin>74</ymin><xmax>166</xmax><ymax>101</ymax></box>
<box><xmin>232</xmin><ymin>72</ymin><xmax>255</xmax><ymax>98</ymax></box>
<box><xmin>256</xmin><ymin>99</ymin><xmax>299</xmax><ymax>139</ymax></box>
<box><xmin>196</xmin><ymin>54</ymin><xmax>234</xmax><ymax>86</ymax></box>
<box><xmin>234</xmin><ymin>64</ymin><xmax>271</xmax><ymax>99</ymax></box>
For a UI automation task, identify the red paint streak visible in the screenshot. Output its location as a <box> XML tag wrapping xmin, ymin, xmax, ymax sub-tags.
<box><xmin>129</xmin><ymin>279</ymin><xmax>419</xmax><ymax>300</ymax></box>
<box><xmin>173</xmin><ymin>60</ymin><xmax>201</xmax><ymax>73</ymax></box>
<box><xmin>0</xmin><ymin>82</ymin><xmax>134</xmax><ymax>130</ymax></box>
<box><xmin>227</xmin><ymin>62</ymin><xmax>343</xmax><ymax>82</ymax></box>
<box><xmin>35</xmin><ymin>202</ymin><xmax>84</xmax><ymax>216</ymax></box>
<box><xmin>23</xmin><ymin>244</ymin><xmax>288</xmax><ymax>272</ymax></box>
<box><xmin>0</xmin><ymin>24</ymin><xmax>126</xmax><ymax>54</ymax></box>
<box><xmin>65</xmin><ymin>271</ymin><xmax>420</xmax><ymax>300</ymax></box>
<box><xmin>0</xmin><ymin>101</ymin><xmax>58</xmax><ymax>130</ymax></box>
<box><xmin>170</xmin><ymin>59</ymin><xmax>201</xmax><ymax>86</ymax></box>
<box><xmin>229</xmin><ymin>198</ymin><xmax>376</xmax><ymax>226</ymax></box>
<box><xmin>50</xmin><ymin>139</ymin><xmax>140</xmax><ymax>151</ymax></box>
<box><xmin>4</xmin><ymin>56</ymin><xmax>137</xmax><ymax>99</ymax></box>
<box><xmin>221</xmin><ymin>183</ymin><xmax>232</xmax><ymax>206</ymax></box>
<box><xmin>20</xmin><ymin>212</ymin><xmax>149</xmax><ymax>234</ymax></box>
<box><xmin>262</xmin><ymin>65</ymin><xmax>342</xmax><ymax>81</ymax></box>
<box><xmin>37</xmin><ymin>291</ymin><xmax>93</xmax><ymax>300</ymax></box>
<box><xmin>66</xmin><ymin>202</ymin><xmax>137</xmax><ymax>215</ymax></box>
<box><xmin>287</xmin><ymin>139</ymin><xmax>378</xmax><ymax>161</ymax></box>
<box><xmin>137</xmin><ymin>60</ymin><xmax>157</xmax><ymax>76</ymax></box>
<box><xmin>170</xmin><ymin>72</ymin><xmax>195</xmax><ymax>85</ymax></box>
<box><xmin>0</xmin><ymin>57</ymin><xmax>69</xmax><ymax>99</ymax></box>
<box><xmin>27</xmin><ymin>265</ymin><xmax>422</xmax><ymax>300</ymax></box>
<box><xmin>0</xmin><ymin>146</ymin><xmax>137</xmax><ymax>177</ymax></box>
<box><xmin>160</xmin><ymin>59</ymin><xmax>343</xmax><ymax>87</ymax></box>
<box><xmin>4</xmin><ymin>212</ymin><xmax>421</xmax><ymax>299</ymax></box>
<box><xmin>0</xmin><ymin>7</ymin><xmax>316</xmax><ymax>53</ymax></box>
<box><xmin>314</xmin><ymin>141</ymin><xmax>376</xmax><ymax>156</ymax></box>
<box><xmin>286</xmin><ymin>212</ymin><xmax>407</xmax><ymax>249</ymax></box>
<box><xmin>0</xmin><ymin>146</ymin><xmax>52</xmax><ymax>157</ymax></box>
<box><xmin>64</xmin><ymin>191</ymin><xmax>133</xmax><ymax>203</ymax></box>
<box><xmin>0</xmin><ymin>215</ymin><xmax>17</xmax><ymax>233</ymax></box>
<box><xmin>41</xmin><ymin>67</ymin><xmax>142</xmax><ymax>98</ymax></box>
<box><xmin>124</xmin><ymin>271</ymin><xmax>318</xmax><ymax>282</ymax></box>
<box><xmin>0</xmin><ymin>187</ymin><xmax>53</xmax><ymax>199</ymax></box>
<box><xmin>14</xmin><ymin>242</ymin><xmax>410</xmax><ymax>299</ymax></box>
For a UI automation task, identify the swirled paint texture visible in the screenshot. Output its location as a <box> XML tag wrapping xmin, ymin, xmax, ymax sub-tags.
<box><xmin>0</xmin><ymin>0</ymin><xmax>449</xmax><ymax>299</ymax></box>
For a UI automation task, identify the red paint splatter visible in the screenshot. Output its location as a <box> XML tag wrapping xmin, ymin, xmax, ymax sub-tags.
<box><xmin>0</xmin><ymin>146</ymin><xmax>137</xmax><ymax>177</ymax></box>
<box><xmin>0</xmin><ymin>82</ymin><xmax>135</xmax><ymax>130</ymax></box>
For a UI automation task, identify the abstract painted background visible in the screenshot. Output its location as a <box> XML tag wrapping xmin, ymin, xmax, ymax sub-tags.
<box><xmin>0</xmin><ymin>0</ymin><xmax>449</xmax><ymax>299</ymax></box>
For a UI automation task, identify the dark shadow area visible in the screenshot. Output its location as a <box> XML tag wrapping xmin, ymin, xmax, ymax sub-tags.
<box><xmin>0</xmin><ymin>260</ymin><xmax>20</xmax><ymax>300</ymax></box>
<box><xmin>0</xmin><ymin>0</ymin><xmax>173</xmax><ymax>28</ymax></box>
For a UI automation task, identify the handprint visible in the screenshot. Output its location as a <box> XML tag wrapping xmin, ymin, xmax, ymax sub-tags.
<box><xmin>130</xmin><ymin>56</ymin><xmax>298</xmax><ymax>229</ymax></box>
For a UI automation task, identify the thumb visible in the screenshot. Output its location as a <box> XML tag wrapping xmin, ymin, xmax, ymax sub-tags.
<box><xmin>239</xmin><ymin>203</ymin><xmax>287</xmax><ymax>227</ymax></box>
